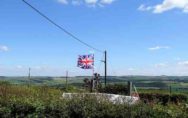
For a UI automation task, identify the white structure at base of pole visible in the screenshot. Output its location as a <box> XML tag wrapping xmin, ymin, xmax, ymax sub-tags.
<box><xmin>62</xmin><ymin>93</ymin><xmax>139</xmax><ymax>105</ymax></box>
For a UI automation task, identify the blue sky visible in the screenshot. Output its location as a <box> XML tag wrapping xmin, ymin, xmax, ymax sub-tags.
<box><xmin>1</xmin><ymin>0</ymin><xmax>188</xmax><ymax>76</ymax></box>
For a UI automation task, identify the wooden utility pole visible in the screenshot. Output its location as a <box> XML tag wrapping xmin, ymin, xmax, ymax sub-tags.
<box><xmin>104</xmin><ymin>50</ymin><xmax>107</xmax><ymax>87</ymax></box>
<box><xmin>66</xmin><ymin>71</ymin><xmax>68</xmax><ymax>90</ymax></box>
<box><xmin>28</xmin><ymin>68</ymin><xmax>31</xmax><ymax>87</ymax></box>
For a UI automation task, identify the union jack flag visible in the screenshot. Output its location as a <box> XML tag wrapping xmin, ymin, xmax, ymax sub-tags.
<box><xmin>77</xmin><ymin>54</ymin><xmax>94</xmax><ymax>69</ymax></box>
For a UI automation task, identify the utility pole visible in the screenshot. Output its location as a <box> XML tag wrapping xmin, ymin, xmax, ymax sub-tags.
<box><xmin>66</xmin><ymin>71</ymin><xmax>68</xmax><ymax>90</ymax></box>
<box><xmin>104</xmin><ymin>50</ymin><xmax>107</xmax><ymax>87</ymax></box>
<box><xmin>28</xmin><ymin>68</ymin><xmax>31</xmax><ymax>87</ymax></box>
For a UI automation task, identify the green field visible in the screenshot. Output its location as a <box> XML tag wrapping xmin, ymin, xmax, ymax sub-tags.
<box><xmin>1</xmin><ymin>76</ymin><xmax>187</xmax><ymax>93</ymax></box>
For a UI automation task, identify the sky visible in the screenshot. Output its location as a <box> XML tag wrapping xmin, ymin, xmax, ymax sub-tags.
<box><xmin>1</xmin><ymin>0</ymin><xmax>188</xmax><ymax>76</ymax></box>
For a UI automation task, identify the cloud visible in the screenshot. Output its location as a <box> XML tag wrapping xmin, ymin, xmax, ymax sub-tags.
<box><xmin>148</xmin><ymin>46</ymin><xmax>170</xmax><ymax>51</ymax></box>
<box><xmin>138</xmin><ymin>0</ymin><xmax>188</xmax><ymax>14</ymax></box>
<box><xmin>58</xmin><ymin>0</ymin><xmax>68</xmax><ymax>4</ymax></box>
<box><xmin>178</xmin><ymin>61</ymin><xmax>188</xmax><ymax>66</ymax></box>
<box><xmin>154</xmin><ymin>63</ymin><xmax>167</xmax><ymax>68</ymax></box>
<box><xmin>138</xmin><ymin>4</ymin><xmax>152</xmax><ymax>11</ymax></box>
<box><xmin>16</xmin><ymin>65</ymin><xmax>24</xmax><ymax>69</ymax></box>
<box><xmin>100</xmin><ymin>0</ymin><xmax>115</xmax><ymax>5</ymax></box>
<box><xmin>128</xmin><ymin>68</ymin><xmax>135</xmax><ymax>71</ymax></box>
<box><xmin>0</xmin><ymin>45</ymin><xmax>9</xmax><ymax>52</ymax></box>
<box><xmin>57</xmin><ymin>0</ymin><xmax>116</xmax><ymax>7</ymax></box>
<box><xmin>85</xmin><ymin>0</ymin><xmax>98</xmax><ymax>4</ymax></box>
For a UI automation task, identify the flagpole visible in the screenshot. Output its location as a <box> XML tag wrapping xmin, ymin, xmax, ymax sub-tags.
<box><xmin>92</xmin><ymin>53</ymin><xmax>95</xmax><ymax>92</ymax></box>
<box><xmin>93</xmin><ymin>53</ymin><xmax>95</xmax><ymax>75</ymax></box>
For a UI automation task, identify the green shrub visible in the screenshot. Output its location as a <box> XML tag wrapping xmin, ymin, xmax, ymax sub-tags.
<box><xmin>0</xmin><ymin>82</ymin><xmax>187</xmax><ymax>118</ymax></box>
<box><xmin>98</xmin><ymin>84</ymin><xmax>128</xmax><ymax>95</ymax></box>
<box><xmin>139</xmin><ymin>93</ymin><xmax>188</xmax><ymax>105</ymax></box>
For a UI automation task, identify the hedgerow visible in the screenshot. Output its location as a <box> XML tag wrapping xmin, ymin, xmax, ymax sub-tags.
<box><xmin>0</xmin><ymin>81</ymin><xmax>187</xmax><ymax>118</ymax></box>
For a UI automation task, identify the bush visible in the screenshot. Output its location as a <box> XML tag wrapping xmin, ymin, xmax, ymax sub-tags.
<box><xmin>98</xmin><ymin>84</ymin><xmax>128</xmax><ymax>95</ymax></box>
<box><xmin>1</xmin><ymin>98</ymin><xmax>187</xmax><ymax>118</ymax></box>
<box><xmin>139</xmin><ymin>93</ymin><xmax>188</xmax><ymax>105</ymax></box>
<box><xmin>0</xmin><ymin>82</ymin><xmax>187</xmax><ymax>118</ymax></box>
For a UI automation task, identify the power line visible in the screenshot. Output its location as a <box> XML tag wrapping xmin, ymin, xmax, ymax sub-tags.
<box><xmin>22</xmin><ymin>0</ymin><xmax>103</xmax><ymax>53</ymax></box>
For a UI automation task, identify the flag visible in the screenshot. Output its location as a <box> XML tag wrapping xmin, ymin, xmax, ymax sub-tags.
<box><xmin>77</xmin><ymin>54</ymin><xmax>94</xmax><ymax>69</ymax></box>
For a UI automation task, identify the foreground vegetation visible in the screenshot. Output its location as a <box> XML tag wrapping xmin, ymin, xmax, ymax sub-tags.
<box><xmin>0</xmin><ymin>81</ymin><xmax>187</xmax><ymax>118</ymax></box>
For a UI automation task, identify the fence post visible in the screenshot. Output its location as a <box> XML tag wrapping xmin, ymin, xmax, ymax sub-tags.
<box><xmin>169</xmin><ymin>85</ymin><xmax>172</xmax><ymax>95</ymax></box>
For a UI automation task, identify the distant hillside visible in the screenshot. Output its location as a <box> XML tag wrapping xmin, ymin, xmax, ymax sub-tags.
<box><xmin>0</xmin><ymin>76</ymin><xmax>188</xmax><ymax>90</ymax></box>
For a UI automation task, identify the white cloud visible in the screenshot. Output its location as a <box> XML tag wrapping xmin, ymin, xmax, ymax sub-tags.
<box><xmin>139</xmin><ymin>0</ymin><xmax>188</xmax><ymax>14</ymax></box>
<box><xmin>0</xmin><ymin>45</ymin><xmax>9</xmax><ymax>52</ymax></box>
<box><xmin>148</xmin><ymin>46</ymin><xmax>170</xmax><ymax>51</ymax></box>
<box><xmin>128</xmin><ymin>68</ymin><xmax>135</xmax><ymax>71</ymax></box>
<box><xmin>85</xmin><ymin>0</ymin><xmax>98</xmax><ymax>4</ymax></box>
<box><xmin>100</xmin><ymin>0</ymin><xmax>115</xmax><ymax>5</ymax></box>
<box><xmin>58</xmin><ymin>0</ymin><xmax>68</xmax><ymax>4</ymax></box>
<box><xmin>155</xmin><ymin>63</ymin><xmax>167</xmax><ymax>68</ymax></box>
<box><xmin>178</xmin><ymin>61</ymin><xmax>188</xmax><ymax>66</ymax></box>
<box><xmin>57</xmin><ymin>0</ymin><xmax>116</xmax><ymax>7</ymax></box>
<box><xmin>16</xmin><ymin>65</ymin><xmax>24</xmax><ymax>69</ymax></box>
<box><xmin>138</xmin><ymin>4</ymin><xmax>152</xmax><ymax>11</ymax></box>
